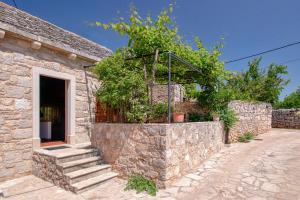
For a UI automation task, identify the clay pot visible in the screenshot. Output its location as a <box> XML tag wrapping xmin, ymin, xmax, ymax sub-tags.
<box><xmin>173</xmin><ymin>112</ymin><xmax>185</xmax><ymax>122</ymax></box>
<box><xmin>213</xmin><ymin>116</ymin><xmax>220</xmax><ymax>121</ymax></box>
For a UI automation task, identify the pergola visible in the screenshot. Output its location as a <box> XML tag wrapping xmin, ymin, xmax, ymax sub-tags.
<box><xmin>85</xmin><ymin>51</ymin><xmax>202</xmax><ymax>123</ymax></box>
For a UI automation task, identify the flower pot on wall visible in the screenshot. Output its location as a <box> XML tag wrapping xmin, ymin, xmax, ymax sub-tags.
<box><xmin>213</xmin><ymin>116</ymin><xmax>220</xmax><ymax>121</ymax></box>
<box><xmin>173</xmin><ymin>112</ymin><xmax>185</xmax><ymax>122</ymax></box>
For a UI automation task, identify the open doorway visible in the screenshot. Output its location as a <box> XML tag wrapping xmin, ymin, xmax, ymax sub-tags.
<box><xmin>40</xmin><ymin>76</ymin><xmax>66</xmax><ymax>146</ymax></box>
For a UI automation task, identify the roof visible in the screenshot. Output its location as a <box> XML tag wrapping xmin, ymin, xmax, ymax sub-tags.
<box><xmin>0</xmin><ymin>2</ymin><xmax>112</xmax><ymax>61</ymax></box>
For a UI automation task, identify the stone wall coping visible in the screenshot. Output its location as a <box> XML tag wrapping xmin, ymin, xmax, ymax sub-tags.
<box><xmin>229</xmin><ymin>100</ymin><xmax>272</xmax><ymax>106</ymax></box>
<box><xmin>33</xmin><ymin>149</ymin><xmax>56</xmax><ymax>158</ymax></box>
<box><xmin>94</xmin><ymin>121</ymin><xmax>220</xmax><ymax>127</ymax></box>
<box><xmin>273</xmin><ymin>108</ymin><xmax>300</xmax><ymax>111</ymax></box>
<box><xmin>0</xmin><ymin>2</ymin><xmax>112</xmax><ymax>62</ymax></box>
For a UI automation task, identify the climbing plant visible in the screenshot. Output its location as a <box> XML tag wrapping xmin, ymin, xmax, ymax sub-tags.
<box><xmin>93</xmin><ymin>4</ymin><xmax>230</xmax><ymax>123</ymax></box>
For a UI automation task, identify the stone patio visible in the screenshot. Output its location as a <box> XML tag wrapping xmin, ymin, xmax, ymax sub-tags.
<box><xmin>1</xmin><ymin>129</ymin><xmax>299</xmax><ymax>200</ymax></box>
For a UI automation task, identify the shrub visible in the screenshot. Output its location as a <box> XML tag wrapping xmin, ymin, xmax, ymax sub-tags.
<box><xmin>219</xmin><ymin>108</ymin><xmax>238</xmax><ymax>130</ymax></box>
<box><xmin>244</xmin><ymin>132</ymin><xmax>254</xmax><ymax>140</ymax></box>
<box><xmin>188</xmin><ymin>113</ymin><xmax>212</xmax><ymax>122</ymax></box>
<box><xmin>238</xmin><ymin>136</ymin><xmax>248</xmax><ymax>143</ymax></box>
<box><xmin>238</xmin><ymin>132</ymin><xmax>254</xmax><ymax>143</ymax></box>
<box><xmin>125</xmin><ymin>175</ymin><xmax>158</xmax><ymax>196</ymax></box>
<box><xmin>149</xmin><ymin>103</ymin><xmax>168</xmax><ymax>120</ymax></box>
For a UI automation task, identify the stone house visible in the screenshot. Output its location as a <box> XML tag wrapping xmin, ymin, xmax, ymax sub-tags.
<box><xmin>0</xmin><ymin>2</ymin><xmax>273</xmax><ymax>193</ymax></box>
<box><xmin>0</xmin><ymin>2</ymin><xmax>111</xmax><ymax>182</ymax></box>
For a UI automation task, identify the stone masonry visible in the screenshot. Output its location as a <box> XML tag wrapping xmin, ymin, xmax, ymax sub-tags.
<box><xmin>151</xmin><ymin>83</ymin><xmax>185</xmax><ymax>104</ymax></box>
<box><xmin>228</xmin><ymin>101</ymin><xmax>272</xmax><ymax>143</ymax></box>
<box><xmin>0</xmin><ymin>3</ymin><xmax>112</xmax><ymax>182</ymax></box>
<box><xmin>272</xmin><ymin>109</ymin><xmax>300</xmax><ymax>129</ymax></box>
<box><xmin>0</xmin><ymin>34</ymin><xmax>100</xmax><ymax>182</ymax></box>
<box><xmin>91</xmin><ymin>122</ymin><xmax>224</xmax><ymax>188</ymax></box>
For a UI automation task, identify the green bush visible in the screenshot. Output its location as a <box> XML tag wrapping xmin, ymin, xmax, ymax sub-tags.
<box><xmin>238</xmin><ymin>132</ymin><xmax>254</xmax><ymax>143</ymax></box>
<box><xmin>238</xmin><ymin>136</ymin><xmax>248</xmax><ymax>143</ymax></box>
<box><xmin>125</xmin><ymin>175</ymin><xmax>158</xmax><ymax>196</ymax></box>
<box><xmin>219</xmin><ymin>108</ymin><xmax>238</xmax><ymax>130</ymax></box>
<box><xmin>244</xmin><ymin>132</ymin><xmax>254</xmax><ymax>140</ymax></box>
<box><xmin>149</xmin><ymin>103</ymin><xmax>168</xmax><ymax>120</ymax></box>
<box><xmin>188</xmin><ymin>113</ymin><xmax>212</xmax><ymax>122</ymax></box>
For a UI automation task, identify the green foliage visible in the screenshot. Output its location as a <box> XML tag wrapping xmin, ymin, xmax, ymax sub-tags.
<box><xmin>244</xmin><ymin>132</ymin><xmax>254</xmax><ymax>140</ymax></box>
<box><xmin>275</xmin><ymin>87</ymin><xmax>300</xmax><ymax>109</ymax></box>
<box><xmin>149</xmin><ymin>103</ymin><xmax>168</xmax><ymax>120</ymax></box>
<box><xmin>219</xmin><ymin>108</ymin><xmax>238</xmax><ymax>130</ymax></box>
<box><xmin>94</xmin><ymin>4</ymin><xmax>227</xmax><ymax>122</ymax></box>
<box><xmin>226</xmin><ymin>58</ymin><xmax>289</xmax><ymax>105</ymax></box>
<box><xmin>94</xmin><ymin>51</ymin><xmax>149</xmax><ymax>122</ymax></box>
<box><xmin>238</xmin><ymin>132</ymin><xmax>254</xmax><ymax>143</ymax></box>
<box><xmin>125</xmin><ymin>175</ymin><xmax>158</xmax><ymax>196</ymax></box>
<box><xmin>188</xmin><ymin>113</ymin><xmax>212</xmax><ymax>122</ymax></box>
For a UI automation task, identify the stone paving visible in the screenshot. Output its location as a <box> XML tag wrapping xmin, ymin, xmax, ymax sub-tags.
<box><xmin>0</xmin><ymin>128</ymin><xmax>299</xmax><ymax>200</ymax></box>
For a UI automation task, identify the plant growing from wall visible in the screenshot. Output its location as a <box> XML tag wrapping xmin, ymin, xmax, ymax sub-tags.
<box><xmin>125</xmin><ymin>174</ymin><xmax>158</xmax><ymax>196</ymax></box>
<box><xmin>219</xmin><ymin>108</ymin><xmax>238</xmax><ymax>130</ymax></box>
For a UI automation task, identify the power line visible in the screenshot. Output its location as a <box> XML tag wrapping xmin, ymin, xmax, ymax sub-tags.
<box><xmin>280</xmin><ymin>57</ymin><xmax>300</xmax><ymax>65</ymax></box>
<box><xmin>225</xmin><ymin>41</ymin><xmax>300</xmax><ymax>64</ymax></box>
<box><xmin>11</xmin><ymin>0</ymin><xmax>18</xmax><ymax>9</ymax></box>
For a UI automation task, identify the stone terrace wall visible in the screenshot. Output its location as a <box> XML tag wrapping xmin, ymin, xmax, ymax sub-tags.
<box><xmin>228</xmin><ymin>101</ymin><xmax>272</xmax><ymax>143</ymax></box>
<box><xmin>0</xmin><ymin>34</ymin><xmax>99</xmax><ymax>182</ymax></box>
<box><xmin>165</xmin><ymin>122</ymin><xmax>224</xmax><ymax>185</ymax></box>
<box><xmin>91</xmin><ymin>122</ymin><xmax>224</xmax><ymax>188</ymax></box>
<box><xmin>272</xmin><ymin>109</ymin><xmax>300</xmax><ymax>129</ymax></box>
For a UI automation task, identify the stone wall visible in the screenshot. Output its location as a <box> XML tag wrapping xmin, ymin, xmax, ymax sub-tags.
<box><xmin>151</xmin><ymin>84</ymin><xmax>185</xmax><ymax>104</ymax></box>
<box><xmin>91</xmin><ymin>122</ymin><xmax>224</xmax><ymax>188</ymax></box>
<box><xmin>272</xmin><ymin>109</ymin><xmax>300</xmax><ymax>129</ymax></box>
<box><xmin>32</xmin><ymin>150</ymin><xmax>72</xmax><ymax>191</ymax></box>
<box><xmin>0</xmin><ymin>34</ymin><xmax>99</xmax><ymax>181</ymax></box>
<box><xmin>165</xmin><ymin>122</ymin><xmax>224</xmax><ymax>184</ymax></box>
<box><xmin>228</xmin><ymin>101</ymin><xmax>272</xmax><ymax>143</ymax></box>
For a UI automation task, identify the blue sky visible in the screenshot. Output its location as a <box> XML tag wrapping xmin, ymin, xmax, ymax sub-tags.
<box><xmin>3</xmin><ymin>0</ymin><xmax>300</xmax><ymax>99</ymax></box>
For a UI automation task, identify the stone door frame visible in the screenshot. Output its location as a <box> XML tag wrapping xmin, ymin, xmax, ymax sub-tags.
<box><xmin>32</xmin><ymin>67</ymin><xmax>76</xmax><ymax>149</ymax></box>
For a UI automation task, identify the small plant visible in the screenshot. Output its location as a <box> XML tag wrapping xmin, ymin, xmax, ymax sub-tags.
<box><xmin>219</xmin><ymin>108</ymin><xmax>238</xmax><ymax>130</ymax></box>
<box><xmin>149</xmin><ymin>103</ymin><xmax>168</xmax><ymax>120</ymax></box>
<box><xmin>238</xmin><ymin>132</ymin><xmax>254</xmax><ymax>143</ymax></box>
<box><xmin>188</xmin><ymin>113</ymin><xmax>212</xmax><ymax>122</ymax></box>
<box><xmin>125</xmin><ymin>174</ymin><xmax>158</xmax><ymax>196</ymax></box>
<box><xmin>244</xmin><ymin>132</ymin><xmax>254</xmax><ymax>140</ymax></box>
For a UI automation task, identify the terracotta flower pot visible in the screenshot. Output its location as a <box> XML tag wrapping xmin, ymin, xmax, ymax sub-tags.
<box><xmin>173</xmin><ymin>112</ymin><xmax>185</xmax><ymax>122</ymax></box>
<box><xmin>213</xmin><ymin>116</ymin><xmax>220</xmax><ymax>121</ymax></box>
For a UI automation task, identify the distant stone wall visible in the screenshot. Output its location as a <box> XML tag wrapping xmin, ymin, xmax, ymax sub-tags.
<box><xmin>0</xmin><ymin>34</ymin><xmax>99</xmax><ymax>181</ymax></box>
<box><xmin>228</xmin><ymin>101</ymin><xmax>272</xmax><ymax>143</ymax></box>
<box><xmin>91</xmin><ymin>122</ymin><xmax>224</xmax><ymax>188</ymax></box>
<box><xmin>272</xmin><ymin>109</ymin><xmax>300</xmax><ymax>129</ymax></box>
<box><xmin>151</xmin><ymin>84</ymin><xmax>185</xmax><ymax>104</ymax></box>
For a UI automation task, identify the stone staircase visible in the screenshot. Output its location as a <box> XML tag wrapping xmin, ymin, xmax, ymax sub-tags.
<box><xmin>33</xmin><ymin>145</ymin><xmax>118</xmax><ymax>193</ymax></box>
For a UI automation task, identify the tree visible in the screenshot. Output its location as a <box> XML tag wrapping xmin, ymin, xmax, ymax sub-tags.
<box><xmin>226</xmin><ymin>58</ymin><xmax>289</xmax><ymax>104</ymax></box>
<box><xmin>275</xmin><ymin>87</ymin><xmax>300</xmax><ymax>109</ymax></box>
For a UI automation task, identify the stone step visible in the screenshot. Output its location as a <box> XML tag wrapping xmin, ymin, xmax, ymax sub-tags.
<box><xmin>56</xmin><ymin>149</ymin><xmax>99</xmax><ymax>164</ymax></box>
<box><xmin>72</xmin><ymin>172</ymin><xmax>118</xmax><ymax>193</ymax></box>
<box><xmin>60</xmin><ymin>156</ymin><xmax>102</xmax><ymax>173</ymax></box>
<box><xmin>66</xmin><ymin>164</ymin><xmax>112</xmax><ymax>184</ymax></box>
